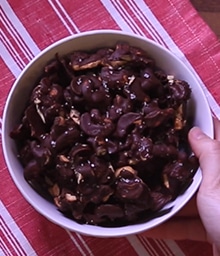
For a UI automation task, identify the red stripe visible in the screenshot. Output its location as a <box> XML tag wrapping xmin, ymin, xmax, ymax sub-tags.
<box><xmin>80</xmin><ymin>235</ymin><xmax>138</xmax><ymax>255</ymax></box>
<box><xmin>125</xmin><ymin>0</ymin><xmax>167</xmax><ymax>47</ymax></box>
<box><xmin>1</xmin><ymin>216</ymin><xmax>27</xmax><ymax>256</ymax></box>
<box><xmin>145</xmin><ymin>0</ymin><xmax>220</xmax><ymax>105</ymax></box>
<box><xmin>111</xmin><ymin>0</ymin><xmax>141</xmax><ymax>35</ymax></box>
<box><xmin>66</xmin><ymin>231</ymin><xmax>93</xmax><ymax>255</ymax></box>
<box><xmin>138</xmin><ymin>236</ymin><xmax>165</xmax><ymax>256</ymax></box>
<box><xmin>0</xmin><ymin>7</ymin><xmax>34</xmax><ymax>60</ymax></box>
<box><xmin>156</xmin><ymin>240</ymin><xmax>176</xmax><ymax>256</ymax></box>
<box><xmin>137</xmin><ymin>236</ymin><xmax>178</xmax><ymax>256</ymax></box>
<box><xmin>7</xmin><ymin>0</ymin><xmax>70</xmax><ymax>50</ymax></box>
<box><xmin>115</xmin><ymin>0</ymin><xmax>151</xmax><ymax>37</ymax></box>
<box><xmin>1</xmin><ymin>228</ymin><xmax>16</xmax><ymax>256</ymax></box>
<box><xmin>1</xmin><ymin>31</ymin><xmax>25</xmax><ymax>70</ymax></box>
<box><xmin>59</xmin><ymin>0</ymin><xmax>120</xmax><ymax>31</ymax></box>
<box><xmin>48</xmin><ymin>0</ymin><xmax>79</xmax><ymax>34</ymax></box>
<box><xmin>1</xmin><ymin>8</ymin><xmax>28</xmax><ymax>67</ymax></box>
<box><xmin>0</xmin><ymin>59</ymin><xmax>14</xmax><ymax>116</ymax></box>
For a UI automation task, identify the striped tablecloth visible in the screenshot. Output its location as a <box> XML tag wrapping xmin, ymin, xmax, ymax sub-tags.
<box><xmin>1</xmin><ymin>1</ymin><xmax>220</xmax><ymax>255</ymax></box>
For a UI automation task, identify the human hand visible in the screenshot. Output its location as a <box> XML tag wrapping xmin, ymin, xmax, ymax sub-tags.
<box><xmin>192</xmin><ymin>118</ymin><xmax>220</xmax><ymax>254</ymax></box>
<box><xmin>142</xmin><ymin>118</ymin><xmax>220</xmax><ymax>254</ymax></box>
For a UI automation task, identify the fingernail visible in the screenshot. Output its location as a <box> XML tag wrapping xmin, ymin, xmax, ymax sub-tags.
<box><xmin>190</xmin><ymin>127</ymin><xmax>207</xmax><ymax>140</ymax></box>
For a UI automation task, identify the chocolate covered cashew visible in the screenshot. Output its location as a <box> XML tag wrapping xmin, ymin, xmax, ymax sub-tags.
<box><xmin>10</xmin><ymin>42</ymin><xmax>198</xmax><ymax>227</ymax></box>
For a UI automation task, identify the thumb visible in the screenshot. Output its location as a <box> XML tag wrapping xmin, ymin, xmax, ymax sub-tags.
<box><xmin>188</xmin><ymin>127</ymin><xmax>220</xmax><ymax>191</ymax></box>
<box><xmin>189</xmin><ymin>125</ymin><xmax>220</xmax><ymax>247</ymax></box>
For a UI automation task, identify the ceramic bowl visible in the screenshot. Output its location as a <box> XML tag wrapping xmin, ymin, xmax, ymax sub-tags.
<box><xmin>2</xmin><ymin>30</ymin><xmax>213</xmax><ymax>237</ymax></box>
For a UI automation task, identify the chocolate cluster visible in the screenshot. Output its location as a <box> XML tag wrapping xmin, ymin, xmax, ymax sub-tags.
<box><xmin>10</xmin><ymin>42</ymin><xmax>198</xmax><ymax>226</ymax></box>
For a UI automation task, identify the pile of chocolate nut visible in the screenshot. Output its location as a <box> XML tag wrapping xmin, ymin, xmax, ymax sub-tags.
<box><xmin>10</xmin><ymin>42</ymin><xmax>198</xmax><ymax>226</ymax></box>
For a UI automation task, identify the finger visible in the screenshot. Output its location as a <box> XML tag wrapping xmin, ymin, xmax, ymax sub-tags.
<box><xmin>188</xmin><ymin>126</ymin><xmax>220</xmax><ymax>190</ymax></box>
<box><xmin>141</xmin><ymin>217</ymin><xmax>207</xmax><ymax>241</ymax></box>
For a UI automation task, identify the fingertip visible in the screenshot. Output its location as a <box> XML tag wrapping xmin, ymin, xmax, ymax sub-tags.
<box><xmin>188</xmin><ymin>127</ymin><xmax>212</xmax><ymax>159</ymax></box>
<box><xmin>188</xmin><ymin>127</ymin><xmax>207</xmax><ymax>141</ymax></box>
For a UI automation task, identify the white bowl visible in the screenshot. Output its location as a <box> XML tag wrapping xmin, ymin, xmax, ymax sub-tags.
<box><xmin>2</xmin><ymin>30</ymin><xmax>213</xmax><ymax>237</ymax></box>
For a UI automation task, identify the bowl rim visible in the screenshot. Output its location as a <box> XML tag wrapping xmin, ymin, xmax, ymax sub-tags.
<box><xmin>2</xmin><ymin>29</ymin><xmax>214</xmax><ymax>237</ymax></box>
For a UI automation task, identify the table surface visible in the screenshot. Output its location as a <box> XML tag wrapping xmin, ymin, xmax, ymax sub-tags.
<box><xmin>191</xmin><ymin>0</ymin><xmax>220</xmax><ymax>38</ymax></box>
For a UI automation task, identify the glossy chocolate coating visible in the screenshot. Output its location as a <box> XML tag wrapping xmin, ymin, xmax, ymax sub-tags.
<box><xmin>10</xmin><ymin>42</ymin><xmax>198</xmax><ymax>226</ymax></box>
